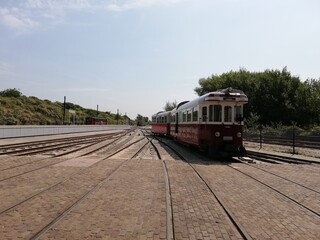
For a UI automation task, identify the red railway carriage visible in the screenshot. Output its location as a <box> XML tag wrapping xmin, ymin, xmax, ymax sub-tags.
<box><xmin>170</xmin><ymin>88</ymin><xmax>248</xmax><ymax>157</ymax></box>
<box><xmin>151</xmin><ymin>111</ymin><xmax>171</xmax><ymax>135</ymax></box>
<box><xmin>85</xmin><ymin>116</ymin><xmax>107</xmax><ymax>125</ymax></box>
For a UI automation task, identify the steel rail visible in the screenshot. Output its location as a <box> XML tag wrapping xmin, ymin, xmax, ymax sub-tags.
<box><xmin>228</xmin><ymin>165</ymin><xmax>320</xmax><ymax>218</ymax></box>
<box><xmin>30</xmin><ymin>131</ymin><xmax>154</xmax><ymax>240</ymax></box>
<box><xmin>144</xmin><ymin>131</ymin><xmax>175</xmax><ymax>240</ymax></box>
<box><xmin>152</xmin><ymin>135</ymin><xmax>252</xmax><ymax>240</ymax></box>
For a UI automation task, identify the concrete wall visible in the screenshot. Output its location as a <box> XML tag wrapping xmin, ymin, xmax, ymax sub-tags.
<box><xmin>0</xmin><ymin>125</ymin><xmax>131</xmax><ymax>139</ymax></box>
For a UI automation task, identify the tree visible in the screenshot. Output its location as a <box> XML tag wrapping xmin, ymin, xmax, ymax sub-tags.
<box><xmin>304</xmin><ymin>78</ymin><xmax>320</xmax><ymax>125</ymax></box>
<box><xmin>164</xmin><ymin>100</ymin><xmax>177</xmax><ymax>111</ymax></box>
<box><xmin>0</xmin><ymin>88</ymin><xmax>22</xmax><ymax>97</ymax></box>
<box><xmin>194</xmin><ymin>67</ymin><xmax>318</xmax><ymax>126</ymax></box>
<box><xmin>136</xmin><ymin>114</ymin><xmax>146</xmax><ymax>126</ymax></box>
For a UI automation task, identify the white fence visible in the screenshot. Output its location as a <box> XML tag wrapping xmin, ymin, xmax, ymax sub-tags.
<box><xmin>0</xmin><ymin>125</ymin><xmax>131</xmax><ymax>139</ymax></box>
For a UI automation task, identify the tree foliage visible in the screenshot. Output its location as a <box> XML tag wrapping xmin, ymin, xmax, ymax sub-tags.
<box><xmin>164</xmin><ymin>100</ymin><xmax>177</xmax><ymax>111</ymax></box>
<box><xmin>194</xmin><ymin>67</ymin><xmax>320</xmax><ymax>127</ymax></box>
<box><xmin>135</xmin><ymin>114</ymin><xmax>149</xmax><ymax>126</ymax></box>
<box><xmin>0</xmin><ymin>88</ymin><xmax>22</xmax><ymax>97</ymax></box>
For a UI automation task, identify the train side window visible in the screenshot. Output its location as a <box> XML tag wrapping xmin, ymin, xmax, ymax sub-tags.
<box><xmin>193</xmin><ymin>110</ymin><xmax>198</xmax><ymax>122</ymax></box>
<box><xmin>209</xmin><ymin>105</ymin><xmax>213</xmax><ymax>122</ymax></box>
<box><xmin>214</xmin><ymin>105</ymin><xmax>222</xmax><ymax>122</ymax></box>
<box><xmin>234</xmin><ymin>106</ymin><xmax>243</xmax><ymax>121</ymax></box>
<box><xmin>183</xmin><ymin>112</ymin><xmax>186</xmax><ymax>122</ymax></box>
<box><xmin>224</xmin><ymin>106</ymin><xmax>232</xmax><ymax>122</ymax></box>
<box><xmin>171</xmin><ymin>115</ymin><xmax>175</xmax><ymax>123</ymax></box>
<box><xmin>202</xmin><ymin>106</ymin><xmax>207</xmax><ymax>121</ymax></box>
<box><xmin>187</xmin><ymin>111</ymin><xmax>191</xmax><ymax>122</ymax></box>
<box><xmin>164</xmin><ymin>116</ymin><xmax>167</xmax><ymax>123</ymax></box>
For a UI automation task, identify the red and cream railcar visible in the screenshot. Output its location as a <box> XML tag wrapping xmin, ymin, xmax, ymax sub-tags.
<box><xmin>151</xmin><ymin>111</ymin><xmax>171</xmax><ymax>135</ymax></box>
<box><xmin>170</xmin><ymin>88</ymin><xmax>248</xmax><ymax>157</ymax></box>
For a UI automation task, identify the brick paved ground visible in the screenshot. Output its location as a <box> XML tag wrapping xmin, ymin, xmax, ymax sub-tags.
<box><xmin>41</xmin><ymin>159</ymin><xmax>167</xmax><ymax>240</ymax></box>
<box><xmin>165</xmin><ymin>160</ymin><xmax>243</xmax><ymax>240</ymax></box>
<box><xmin>195</xmin><ymin>162</ymin><xmax>320</xmax><ymax>239</ymax></box>
<box><xmin>1</xmin><ymin>133</ymin><xmax>320</xmax><ymax>239</ymax></box>
<box><xmin>250</xmin><ymin>163</ymin><xmax>320</xmax><ymax>192</ymax></box>
<box><xmin>0</xmin><ymin>155</ymin><xmax>44</xmax><ymax>170</ymax></box>
<box><xmin>230</xmin><ymin>162</ymin><xmax>320</xmax><ymax>213</ymax></box>
<box><xmin>0</xmin><ymin>157</ymin><xmax>128</xmax><ymax>239</ymax></box>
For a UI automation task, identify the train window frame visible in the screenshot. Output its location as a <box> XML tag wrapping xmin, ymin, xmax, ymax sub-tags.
<box><xmin>171</xmin><ymin>115</ymin><xmax>175</xmax><ymax>123</ymax></box>
<box><xmin>182</xmin><ymin>111</ymin><xmax>186</xmax><ymax>122</ymax></box>
<box><xmin>224</xmin><ymin>105</ymin><xmax>233</xmax><ymax>123</ymax></box>
<box><xmin>179</xmin><ymin>112</ymin><xmax>183</xmax><ymax>123</ymax></box>
<box><xmin>234</xmin><ymin>105</ymin><xmax>243</xmax><ymax>122</ymax></box>
<box><xmin>187</xmin><ymin>110</ymin><xmax>192</xmax><ymax>122</ymax></box>
<box><xmin>213</xmin><ymin>105</ymin><xmax>222</xmax><ymax>122</ymax></box>
<box><xmin>192</xmin><ymin>109</ymin><xmax>198</xmax><ymax>122</ymax></box>
<box><xmin>202</xmin><ymin>106</ymin><xmax>207</xmax><ymax>122</ymax></box>
<box><xmin>209</xmin><ymin>105</ymin><xmax>213</xmax><ymax>122</ymax></box>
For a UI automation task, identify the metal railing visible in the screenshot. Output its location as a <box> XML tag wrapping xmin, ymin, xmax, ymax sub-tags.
<box><xmin>244</xmin><ymin>129</ymin><xmax>320</xmax><ymax>154</ymax></box>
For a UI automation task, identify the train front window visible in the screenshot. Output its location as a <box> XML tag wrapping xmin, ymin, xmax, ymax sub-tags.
<box><xmin>224</xmin><ymin>106</ymin><xmax>232</xmax><ymax>122</ymax></box>
<box><xmin>214</xmin><ymin>105</ymin><xmax>222</xmax><ymax>122</ymax></box>
<box><xmin>209</xmin><ymin>105</ymin><xmax>213</xmax><ymax>122</ymax></box>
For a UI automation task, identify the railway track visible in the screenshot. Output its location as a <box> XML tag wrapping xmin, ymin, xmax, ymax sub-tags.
<box><xmin>142</xmin><ymin>131</ymin><xmax>174</xmax><ymax>240</ymax></box>
<box><xmin>0</xmin><ymin>132</ymin><xmax>132</xmax><ymax>182</ymax></box>
<box><xmin>0</xmin><ymin>132</ymin><xmax>121</xmax><ymax>156</ymax></box>
<box><xmin>0</xmin><ymin>129</ymin><xmax>153</xmax><ymax>239</ymax></box>
<box><xmin>1</xmin><ymin>128</ymin><xmax>319</xmax><ymax>239</ymax></box>
<box><xmin>150</xmin><ymin>133</ymin><xmax>251</xmax><ymax>240</ymax></box>
<box><xmin>152</xmin><ymin>134</ymin><xmax>320</xmax><ymax>239</ymax></box>
<box><xmin>0</xmin><ymin>130</ymin><xmax>137</xmax><ymax>208</ymax></box>
<box><xmin>244</xmin><ymin>150</ymin><xmax>320</xmax><ymax>165</ymax></box>
<box><xmin>30</xmin><ymin>131</ymin><xmax>147</xmax><ymax>240</ymax></box>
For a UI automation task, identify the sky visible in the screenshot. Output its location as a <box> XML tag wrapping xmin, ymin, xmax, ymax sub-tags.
<box><xmin>1</xmin><ymin>0</ymin><xmax>320</xmax><ymax>120</ymax></box>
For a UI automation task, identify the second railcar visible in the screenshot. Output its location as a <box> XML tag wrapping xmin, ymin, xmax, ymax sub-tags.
<box><xmin>151</xmin><ymin>111</ymin><xmax>171</xmax><ymax>135</ymax></box>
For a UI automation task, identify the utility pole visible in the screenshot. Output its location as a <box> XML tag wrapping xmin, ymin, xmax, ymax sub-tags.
<box><xmin>117</xmin><ymin>109</ymin><xmax>119</xmax><ymax>125</ymax></box>
<box><xmin>63</xmin><ymin>96</ymin><xmax>66</xmax><ymax>125</ymax></box>
<box><xmin>97</xmin><ymin>105</ymin><xmax>99</xmax><ymax>116</ymax></box>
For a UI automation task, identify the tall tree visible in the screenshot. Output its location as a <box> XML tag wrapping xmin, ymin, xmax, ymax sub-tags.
<box><xmin>164</xmin><ymin>100</ymin><xmax>177</xmax><ymax>111</ymax></box>
<box><xmin>194</xmin><ymin>67</ymin><xmax>318</xmax><ymax>126</ymax></box>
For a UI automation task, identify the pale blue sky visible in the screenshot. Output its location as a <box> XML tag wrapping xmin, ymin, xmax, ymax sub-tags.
<box><xmin>1</xmin><ymin>0</ymin><xmax>319</xmax><ymax>119</ymax></box>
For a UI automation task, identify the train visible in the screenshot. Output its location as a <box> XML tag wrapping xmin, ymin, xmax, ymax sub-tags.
<box><xmin>151</xmin><ymin>87</ymin><xmax>248</xmax><ymax>157</ymax></box>
<box><xmin>85</xmin><ymin>116</ymin><xmax>108</xmax><ymax>125</ymax></box>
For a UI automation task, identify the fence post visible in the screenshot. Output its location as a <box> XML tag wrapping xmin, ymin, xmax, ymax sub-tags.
<box><xmin>258</xmin><ymin>125</ymin><xmax>263</xmax><ymax>149</ymax></box>
<box><xmin>292</xmin><ymin>122</ymin><xmax>296</xmax><ymax>154</ymax></box>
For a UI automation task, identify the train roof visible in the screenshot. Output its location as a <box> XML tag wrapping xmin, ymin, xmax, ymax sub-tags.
<box><xmin>151</xmin><ymin>111</ymin><xmax>171</xmax><ymax>118</ymax></box>
<box><xmin>173</xmin><ymin>87</ymin><xmax>248</xmax><ymax>112</ymax></box>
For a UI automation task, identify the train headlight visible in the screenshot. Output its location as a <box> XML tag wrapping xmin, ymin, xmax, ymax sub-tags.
<box><xmin>215</xmin><ymin>132</ymin><xmax>220</xmax><ymax>137</ymax></box>
<box><xmin>237</xmin><ymin>132</ymin><xmax>242</xmax><ymax>138</ymax></box>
